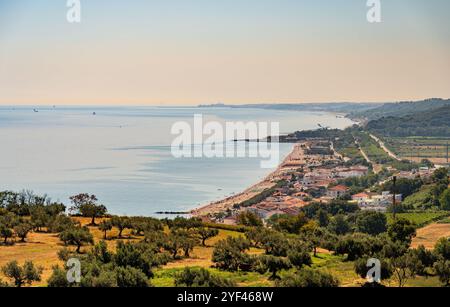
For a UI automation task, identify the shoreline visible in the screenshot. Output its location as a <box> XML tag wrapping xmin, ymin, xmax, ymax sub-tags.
<box><xmin>191</xmin><ymin>143</ymin><xmax>305</xmax><ymax>217</ymax></box>
<box><xmin>190</xmin><ymin>112</ymin><xmax>358</xmax><ymax>218</ymax></box>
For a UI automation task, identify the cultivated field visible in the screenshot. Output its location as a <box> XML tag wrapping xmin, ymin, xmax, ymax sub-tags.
<box><xmin>384</xmin><ymin>136</ymin><xmax>450</xmax><ymax>164</ymax></box>
<box><xmin>412</xmin><ymin>222</ymin><xmax>450</xmax><ymax>249</ymax></box>
<box><xmin>386</xmin><ymin>212</ymin><xmax>450</xmax><ymax>228</ymax></box>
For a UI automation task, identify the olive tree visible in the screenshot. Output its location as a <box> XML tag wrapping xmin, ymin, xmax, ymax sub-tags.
<box><xmin>115</xmin><ymin>266</ymin><xmax>150</xmax><ymax>288</ymax></box>
<box><xmin>276</xmin><ymin>268</ymin><xmax>340</xmax><ymax>287</ymax></box>
<box><xmin>327</xmin><ymin>214</ymin><xmax>351</xmax><ymax>235</ymax></box>
<box><xmin>99</xmin><ymin>220</ymin><xmax>113</xmax><ymax>240</ymax></box>
<box><xmin>287</xmin><ymin>241</ymin><xmax>312</xmax><ymax>270</ymax></box>
<box><xmin>257</xmin><ymin>255</ymin><xmax>291</xmax><ymax>280</ymax></box>
<box><xmin>434</xmin><ymin>260</ymin><xmax>450</xmax><ymax>286</ymax></box>
<box><xmin>439</xmin><ymin>189</ymin><xmax>450</xmax><ymax>211</ymax></box>
<box><xmin>111</xmin><ymin>216</ymin><xmax>132</xmax><ymax>238</ymax></box>
<box><xmin>59</xmin><ymin>226</ymin><xmax>94</xmax><ymax>253</ymax></box>
<box><xmin>196</xmin><ymin>227</ymin><xmax>219</xmax><ymax>246</ymax></box>
<box><xmin>14</xmin><ymin>223</ymin><xmax>33</xmax><ymax>242</ymax></box>
<box><xmin>388</xmin><ymin>218</ymin><xmax>416</xmax><ymax>244</ymax></box>
<box><xmin>389</xmin><ymin>251</ymin><xmax>421</xmax><ymax>287</ymax></box>
<box><xmin>0</xmin><ymin>224</ymin><xmax>13</xmax><ymax>244</ymax></box>
<box><xmin>434</xmin><ymin>237</ymin><xmax>450</xmax><ymax>260</ymax></box>
<box><xmin>212</xmin><ymin>237</ymin><xmax>252</xmax><ymax>271</ymax></box>
<box><xmin>1</xmin><ymin>261</ymin><xmax>42</xmax><ymax>287</ymax></box>
<box><xmin>69</xmin><ymin>193</ymin><xmax>107</xmax><ymax>226</ymax></box>
<box><xmin>356</xmin><ymin>211</ymin><xmax>387</xmax><ymax>235</ymax></box>
<box><xmin>174</xmin><ymin>267</ymin><xmax>236</xmax><ymax>287</ymax></box>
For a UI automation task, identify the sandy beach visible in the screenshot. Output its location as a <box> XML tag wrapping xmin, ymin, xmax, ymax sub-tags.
<box><xmin>191</xmin><ymin>143</ymin><xmax>306</xmax><ymax>217</ymax></box>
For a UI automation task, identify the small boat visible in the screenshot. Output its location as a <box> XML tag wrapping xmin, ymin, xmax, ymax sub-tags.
<box><xmin>92</xmin><ymin>112</ymin><xmax>96</xmax><ymax>115</ymax></box>
<box><xmin>33</xmin><ymin>109</ymin><xmax>38</xmax><ymax>113</ymax></box>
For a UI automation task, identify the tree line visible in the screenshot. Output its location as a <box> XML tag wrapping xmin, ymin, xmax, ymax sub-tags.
<box><xmin>1</xmin><ymin>188</ymin><xmax>450</xmax><ymax>287</ymax></box>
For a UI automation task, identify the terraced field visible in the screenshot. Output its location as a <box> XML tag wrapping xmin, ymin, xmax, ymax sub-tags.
<box><xmin>384</xmin><ymin>137</ymin><xmax>450</xmax><ymax>164</ymax></box>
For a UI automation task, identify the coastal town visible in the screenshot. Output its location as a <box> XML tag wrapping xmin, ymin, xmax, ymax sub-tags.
<box><xmin>193</xmin><ymin>138</ymin><xmax>440</xmax><ymax>225</ymax></box>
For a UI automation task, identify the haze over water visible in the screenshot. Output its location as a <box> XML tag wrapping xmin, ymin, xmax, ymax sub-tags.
<box><xmin>0</xmin><ymin>106</ymin><xmax>353</xmax><ymax>216</ymax></box>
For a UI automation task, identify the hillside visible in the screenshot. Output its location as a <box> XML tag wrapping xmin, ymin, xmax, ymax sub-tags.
<box><xmin>366</xmin><ymin>105</ymin><xmax>450</xmax><ymax>137</ymax></box>
<box><xmin>199</xmin><ymin>102</ymin><xmax>381</xmax><ymax>114</ymax></box>
<box><xmin>350</xmin><ymin>98</ymin><xmax>450</xmax><ymax>121</ymax></box>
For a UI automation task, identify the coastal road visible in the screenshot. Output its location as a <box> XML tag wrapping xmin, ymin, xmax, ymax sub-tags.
<box><xmin>369</xmin><ymin>133</ymin><xmax>402</xmax><ymax>161</ymax></box>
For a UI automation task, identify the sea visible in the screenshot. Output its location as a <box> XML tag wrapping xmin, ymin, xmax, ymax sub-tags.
<box><xmin>0</xmin><ymin>106</ymin><xmax>353</xmax><ymax>216</ymax></box>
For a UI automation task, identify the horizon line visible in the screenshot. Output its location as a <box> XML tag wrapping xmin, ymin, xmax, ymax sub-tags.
<box><xmin>0</xmin><ymin>97</ymin><xmax>449</xmax><ymax>108</ymax></box>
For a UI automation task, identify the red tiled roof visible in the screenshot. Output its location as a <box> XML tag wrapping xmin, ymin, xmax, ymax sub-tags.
<box><xmin>328</xmin><ymin>185</ymin><xmax>349</xmax><ymax>192</ymax></box>
<box><xmin>352</xmin><ymin>193</ymin><xmax>369</xmax><ymax>198</ymax></box>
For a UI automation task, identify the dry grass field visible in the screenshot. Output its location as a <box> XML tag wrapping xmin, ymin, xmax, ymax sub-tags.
<box><xmin>0</xmin><ymin>232</ymin><xmax>63</xmax><ymax>286</ymax></box>
<box><xmin>1</xmin><ymin>216</ymin><xmax>448</xmax><ymax>287</ymax></box>
<box><xmin>412</xmin><ymin>222</ymin><xmax>450</xmax><ymax>249</ymax></box>
<box><xmin>0</xmin><ymin>217</ymin><xmax>136</xmax><ymax>286</ymax></box>
<box><xmin>0</xmin><ymin>217</ymin><xmax>249</xmax><ymax>286</ymax></box>
<box><xmin>163</xmin><ymin>229</ymin><xmax>244</xmax><ymax>269</ymax></box>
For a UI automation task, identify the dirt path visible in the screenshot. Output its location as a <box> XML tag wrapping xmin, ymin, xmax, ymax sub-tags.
<box><xmin>369</xmin><ymin>133</ymin><xmax>401</xmax><ymax>161</ymax></box>
<box><xmin>356</xmin><ymin>141</ymin><xmax>382</xmax><ymax>174</ymax></box>
<box><xmin>359</xmin><ymin>147</ymin><xmax>371</xmax><ymax>164</ymax></box>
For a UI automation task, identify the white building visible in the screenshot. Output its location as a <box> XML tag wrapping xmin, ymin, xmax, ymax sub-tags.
<box><xmin>357</xmin><ymin>191</ymin><xmax>402</xmax><ymax>212</ymax></box>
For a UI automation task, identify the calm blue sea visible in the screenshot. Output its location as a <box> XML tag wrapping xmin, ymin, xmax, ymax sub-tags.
<box><xmin>0</xmin><ymin>106</ymin><xmax>353</xmax><ymax>216</ymax></box>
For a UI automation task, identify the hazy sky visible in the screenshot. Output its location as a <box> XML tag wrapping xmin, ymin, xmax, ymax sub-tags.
<box><xmin>0</xmin><ymin>0</ymin><xmax>449</xmax><ymax>105</ymax></box>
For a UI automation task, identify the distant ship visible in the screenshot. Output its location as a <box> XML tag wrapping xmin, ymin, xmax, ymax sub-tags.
<box><xmin>33</xmin><ymin>109</ymin><xmax>38</xmax><ymax>113</ymax></box>
<box><xmin>92</xmin><ymin>112</ymin><xmax>96</xmax><ymax>115</ymax></box>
